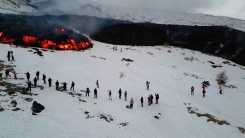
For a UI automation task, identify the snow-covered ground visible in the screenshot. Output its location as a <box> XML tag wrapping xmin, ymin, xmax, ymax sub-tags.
<box><xmin>0</xmin><ymin>0</ymin><xmax>35</xmax><ymax>14</ymax></box>
<box><xmin>0</xmin><ymin>42</ymin><xmax>245</xmax><ymax>138</ymax></box>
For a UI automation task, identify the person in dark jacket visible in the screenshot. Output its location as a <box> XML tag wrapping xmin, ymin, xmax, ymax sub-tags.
<box><xmin>63</xmin><ymin>82</ymin><xmax>67</xmax><ymax>91</ymax></box>
<box><xmin>191</xmin><ymin>86</ymin><xmax>194</xmax><ymax>95</ymax></box>
<box><xmin>48</xmin><ymin>78</ymin><xmax>52</xmax><ymax>87</ymax></box>
<box><xmin>118</xmin><ymin>88</ymin><xmax>122</xmax><ymax>99</ymax></box>
<box><xmin>7</xmin><ymin>51</ymin><xmax>10</xmax><ymax>61</ymax></box>
<box><xmin>0</xmin><ymin>71</ymin><xmax>3</xmax><ymax>81</ymax></box>
<box><xmin>11</xmin><ymin>54</ymin><xmax>15</xmax><ymax>62</ymax></box>
<box><xmin>31</xmin><ymin>101</ymin><xmax>45</xmax><ymax>115</ymax></box>
<box><xmin>94</xmin><ymin>88</ymin><xmax>97</xmax><ymax>98</ymax></box>
<box><xmin>27</xmin><ymin>81</ymin><xmax>33</xmax><ymax>92</ymax></box>
<box><xmin>108</xmin><ymin>90</ymin><xmax>112</xmax><ymax>100</ymax></box>
<box><xmin>42</xmin><ymin>74</ymin><xmax>46</xmax><ymax>84</ymax></box>
<box><xmin>155</xmin><ymin>93</ymin><xmax>159</xmax><ymax>104</ymax></box>
<box><xmin>86</xmin><ymin>87</ymin><xmax>90</xmax><ymax>96</ymax></box>
<box><xmin>25</xmin><ymin>72</ymin><xmax>30</xmax><ymax>81</ymax></box>
<box><xmin>140</xmin><ymin>97</ymin><xmax>143</xmax><ymax>107</ymax></box>
<box><xmin>5</xmin><ymin>70</ymin><xmax>11</xmax><ymax>78</ymax></box>
<box><xmin>36</xmin><ymin>71</ymin><xmax>40</xmax><ymax>80</ymax></box>
<box><xmin>55</xmin><ymin>80</ymin><xmax>59</xmax><ymax>90</ymax></box>
<box><xmin>70</xmin><ymin>81</ymin><xmax>75</xmax><ymax>91</ymax></box>
<box><xmin>33</xmin><ymin>77</ymin><xmax>37</xmax><ymax>87</ymax></box>
<box><xmin>202</xmin><ymin>90</ymin><xmax>206</xmax><ymax>98</ymax></box>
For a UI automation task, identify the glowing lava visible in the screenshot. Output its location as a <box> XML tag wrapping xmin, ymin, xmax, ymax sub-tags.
<box><xmin>23</xmin><ymin>36</ymin><xmax>36</xmax><ymax>43</ymax></box>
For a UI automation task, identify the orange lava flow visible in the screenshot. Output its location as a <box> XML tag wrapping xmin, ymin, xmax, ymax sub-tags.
<box><xmin>38</xmin><ymin>39</ymin><xmax>57</xmax><ymax>49</ymax></box>
<box><xmin>0</xmin><ymin>32</ymin><xmax>2</xmax><ymax>37</ymax></box>
<box><xmin>0</xmin><ymin>37</ymin><xmax>15</xmax><ymax>43</ymax></box>
<box><xmin>23</xmin><ymin>36</ymin><xmax>36</xmax><ymax>43</ymax></box>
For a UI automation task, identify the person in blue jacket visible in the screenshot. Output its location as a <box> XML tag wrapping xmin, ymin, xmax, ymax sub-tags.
<box><xmin>124</xmin><ymin>91</ymin><xmax>127</xmax><ymax>101</ymax></box>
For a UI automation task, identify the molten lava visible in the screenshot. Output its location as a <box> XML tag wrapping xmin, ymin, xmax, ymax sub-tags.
<box><xmin>38</xmin><ymin>39</ymin><xmax>57</xmax><ymax>49</ymax></box>
<box><xmin>0</xmin><ymin>32</ymin><xmax>2</xmax><ymax>37</ymax></box>
<box><xmin>61</xmin><ymin>28</ymin><xmax>65</xmax><ymax>32</ymax></box>
<box><xmin>23</xmin><ymin>36</ymin><xmax>36</xmax><ymax>43</ymax></box>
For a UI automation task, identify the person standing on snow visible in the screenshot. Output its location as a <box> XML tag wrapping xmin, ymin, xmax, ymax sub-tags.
<box><xmin>25</xmin><ymin>72</ymin><xmax>30</xmax><ymax>81</ymax></box>
<box><xmin>63</xmin><ymin>82</ymin><xmax>67</xmax><ymax>91</ymax></box>
<box><xmin>70</xmin><ymin>81</ymin><xmax>75</xmax><ymax>91</ymax></box>
<box><xmin>155</xmin><ymin>93</ymin><xmax>159</xmax><ymax>104</ymax></box>
<box><xmin>55</xmin><ymin>80</ymin><xmax>59</xmax><ymax>90</ymax></box>
<box><xmin>120</xmin><ymin>48</ymin><xmax>122</xmax><ymax>53</ymax></box>
<box><xmin>140</xmin><ymin>97</ymin><xmax>143</xmax><ymax>107</ymax></box>
<box><xmin>96</xmin><ymin>80</ymin><xmax>99</xmax><ymax>88</ymax></box>
<box><xmin>219</xmin><ymin>85</ymin><xmax>223</xmax><ymax>94</ymax></box>
<box><xmin>191</xmin><ymin>86</ymin><xmax>194</xmax><ymax>95</ymax></box>
<box><xmin>129</xmin><ymin>98</ymin><xmax>134</xmax><ymax>109</ymax></box>
<box><xmin>36</xmin><ymin>71</ymin><xmax>40</xmax><ymax>80</ymax></box>
<box><xmin>7</xmin><ymin>51</ymin><xmax>10</xmax><ymax>61</ymax></box>
<box><xmin>33</xmin><ymin>77</ymin><xmax>37</xmax><ymax>87</ymax></box>
<box><xmin>86</xmin><ymin>87</ymin><xmax>90</xmax><ymax>96</ymax></box>
<box><xmin>118</xmin><ymin>88</ymin><xmax>122</xmax><ymax>99</ymax></box>
<box><xmin>48</xmin><ymin>77</ymin><xmax>52</xmax><ymax>87</ymax></box>
<box><xmin>124</xmin><ymin>91</ymin><xmax>127</xmax><ymax>101</ymax></box>
<box><xmin>108</xmin><ymin>90</ymin><xmax>112</xmax><ymax>100</ymax></box>
<box><xmin>42</xmin><ymin>74</ymin><xmax>46</xmax><ymax>84</ymax></box>
<box><xmin>94</xmin><ymin>88</ymin><xmax>97</xmax><ymax>98</ymax></box>
<box><xmin>202</xmin><ymin>90</ymin><xmax>206</xmax><ymax>98</ymax></box>
<box><xmin>11</xmin><ymin>54</ymin><xmax>15</xmax><ymax>62</ymax></box>
<box><xmin>146</xmin><ymin>81</ymin><xmax>150</xmax><ymax>90</ymax></box>
<box><xmin>5</xmin><ymin>70</ymin><xmax>11</xmax><ymax>78</ymax></box>
<box><xmin>27</xmin><ymin>81</ymin><xmax>33</xmax><ymax>92</ymax></box>
<box><xmin>0</xmin><ymin>71</ymin><xmax>3</xmax><ymax>81</ymax></box>
<box><xmin>12</xmin><ymin>71</ymin><xmax>17</xmax><ymax>79</ymax></box>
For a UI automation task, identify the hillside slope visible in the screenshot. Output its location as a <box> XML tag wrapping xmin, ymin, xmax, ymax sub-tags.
<box><xmin>0</xmin><ymin>0</ymin><xmax>35</xmax><ymax>14</ymax></box>
<box><xmin>0</xmin><ymin>42</ymin><xmax>245</xmax><ymax>138</ymax></box>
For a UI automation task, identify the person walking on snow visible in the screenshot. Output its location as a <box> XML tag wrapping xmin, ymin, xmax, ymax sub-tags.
<box><xmin>86</xmin><ymin>87</ymin><xmax>90</xmax><ymax>96</ymax></box>
<box><xmin>33</xmin><ymin>77</ymin><xmax>37</xmax><ymax>87</ymax></box>
<box><xmin>124</xmin><ymin>91</ymin><xmax>127</xmax><ymax>101</ymax></box>
<box><xmin>129</xmin><ymin>98</ymin><xmax>134</xmax><ymax>109</ymax></box>
<box><xmin>13</xmin><ymin>71</ymin><xmax>17</xmax><ymax>79</ymax></box>
<box><xmin>5</xmin><ymin>70</ymin><xmax>11</xmax><ymax>78</ymax></box>
<box><xmin>191</xmin><ymin>86</ymin><xmax>194</xmax><ymax>95</ymax></box>
<box><xmin>140</xmin><ymin>97</ymin><xmax>143</xmax><ymax>107</ymax></box>
<box><xmin>108</xmin><ymin>90</ymin><xmax>112</xmax><ymax>100</ymax></box>
<box><xmin>55</xmin><ymin>80</ymin><xmax>59</xmax><ymax>90</ymax></box>
<box><xmin>146</xmin><ymin>81</ymin><xmax>150</xmax><ymax>90</ymax></box>
<box><xmin>70</xmin><ymin>81</ymin><xmax>75</xmax><ymax>91</ymax></box>
<box><xmin>94</xmin><ymin>88</ymin><xmax>97</xmax><ymax>98</ymax></box>
<box><xmin>118</xmin><ymin>88</ymin><xmax>122</xmax><ymax>99</ymax></box>
<box><xmin>36</xmin><ymin>71</ymin><xmax>40</xmax><ymax>80</ymax></box>
<box><xmin>48</xmin><ymin>78</ymin><xmax>52</xmax><ymax>87</ymax></box>
<box><xmin>42</xmin><ymin>74</ymin><xmax>46</xmax><ymax>84</ymax></box>
<box><xmin>0</xmin><ymin>71</ymin><xmax>3</xmax><ymax>81</ymax></box>
<box><xmin>120</xmin><ymin>48</ymin><xmax>122</xmax><ymax>53</ymax></box>
<box><xmin>219</xmin><ymin>85</ymin><xmax>223</xmax><ymax>94</ymax></box>
<box><xmin>25</xmin><ymin>72</ymin><xmax>30</xmax><ymax>81</ymax></box>
<box><xmin>155</xmin><ymin>93</ymin><xmax>159</xmax><ymax>104</ymax></box>
<box><xmin>202</xmin><ymin>90</ymin><xmax>206</xmax><ymax>98</ymax></box>
<box><xmin>96</xmin><ymin>80</ymin><xmax>99</xmax><ymax>88</ymax></box>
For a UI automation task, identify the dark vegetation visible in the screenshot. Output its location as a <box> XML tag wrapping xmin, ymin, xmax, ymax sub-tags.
<box><xmin>91</xmin><ymin>23</ymin><xmax>245</xmax><ymax>66</ymax></box>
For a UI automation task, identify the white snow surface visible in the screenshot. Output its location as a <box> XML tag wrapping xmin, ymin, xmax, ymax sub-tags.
<box><xmin>0</xmin><ymin>0</ymin><xmax>35</xmax><ymax>14</ymax></box>
<box><xmin>0</xmin><ymin>42</ymin><xmax>245</xmax><ymax>138</ymax></box>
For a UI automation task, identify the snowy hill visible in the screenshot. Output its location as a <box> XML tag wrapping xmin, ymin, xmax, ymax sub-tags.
<box><xmin>0</xmin><ymin>0</ymin><xmax>35</xmax><ymax>14</ymax></box>
<box><xmin>0</xmin><ymin>42</ymin><xmax>245</xmax><ymax>138</ymax></box>
<box><xmin>1</xmin><ymin>0</ymin><xmax>245</xmax><ymax>32</ymax></box>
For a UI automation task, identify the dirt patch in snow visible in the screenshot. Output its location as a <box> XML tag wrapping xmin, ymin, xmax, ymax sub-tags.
<box><xmin>99</xmin><ymin>114</ymin><xmax>113</xmax><ymax>122</ymax></box>
<box><xmin>187</xmin><ymin>107</ymin><xmax>230</xmax><ymax>125</ymax></box>
<box><xmin>238</xmin><ymin>127</ymin><xmax>245</xmax><ymax>134</ymax></box>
